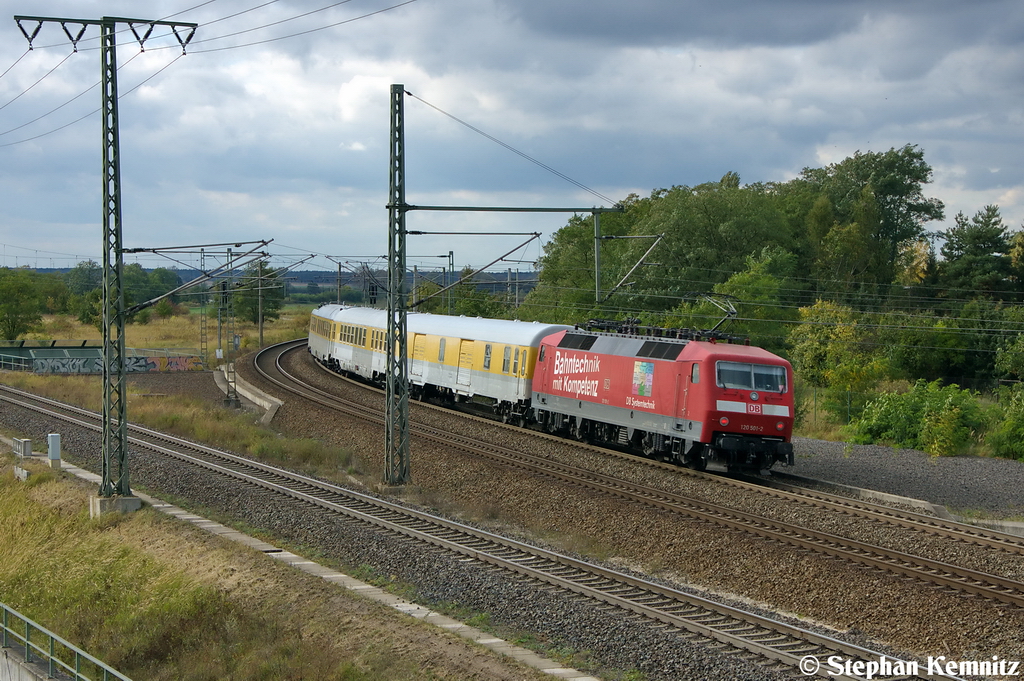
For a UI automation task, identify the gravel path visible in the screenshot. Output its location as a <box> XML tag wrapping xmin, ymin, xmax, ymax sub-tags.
<box><xmin>791</xmin><ymin>436</ymin><xmax>1024</xmax><ymax>518</ymax></box>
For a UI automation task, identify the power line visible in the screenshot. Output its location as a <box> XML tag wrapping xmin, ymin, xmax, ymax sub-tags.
<box><xmin>0</xmin><ymin>50</ymin><xmax>75</xmax><ymax>114</ymax></box>
<box><xmin>0</xmin><ymin>48</ymin><xmax>31</xmax><ymax>82</ymax></box>
<box><xmin>187</xmin><ymin>0</ymin><xmax>356</xmax><ymax>45</ymax></box>
<box><xmin>0</xmin><ymin>52</ymin><xmax>181</xmax><ymax>148</ymax></box>
<box><xmin>0</xmin><ymin>0</ymin><xmax>419</xmax><ymax>143</ymax></box>
<box><xmin>187</xmin><ymin>0</ymin><xmax>422</xmax><ymax>53</ymax></box>
<box><xmin>404</xmin><ymin>90</ymin><xmax>619</xmax><ymax>207</ymax></box>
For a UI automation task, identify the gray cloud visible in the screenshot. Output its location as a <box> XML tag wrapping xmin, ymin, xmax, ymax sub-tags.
<box><xmin>0</xmin><ymin>0</ymin><xmax>1022</xmax><ymax>270</ymax></box>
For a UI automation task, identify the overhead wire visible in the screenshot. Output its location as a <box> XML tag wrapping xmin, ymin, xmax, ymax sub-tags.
<box><xmin>187</xmin><ymin>0</ymin><xmax>421</xmax><ymax>53</ymax></box>
<box><xmin>186</xmin><ymin>0</ymin><xmax>356</xmax><ymax>44</ymax></box>
<box><xmin>0</xmin><ymin>51</ymin><xmax>151</xmax><ymax>148</ymax></box>
<box><xmin>0</xmin><ymin>50</ymin><xmax>75</xmax><ymax>114</ymax></box>
<box><xmin>404</xmin><ymin>90</ymin><xmax>619</xmax><ymax>207</ymax></box>
<box><xmin>2</xmin><ymin>3</ymin><xmax>1011</xmax><ymax>358</ymax></box>
<box><xmin>0</xmin><ymin>0</ymin><xmax>420</xmax><ymax>144</ymax></box>
<box><xmin>0</xmin><ymin>48</ymin><xmax>31</xmax><ymax>82</ymax></box>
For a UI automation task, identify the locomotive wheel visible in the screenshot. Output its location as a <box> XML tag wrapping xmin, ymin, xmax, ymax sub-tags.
<box><xmin>570</xmin><ymin>418</ymin><xmax>588</xmax><ymax>442</ymax></box>
<box><xmin>641</xmin><ymin>432</ymin><xmax>657</xmax><ymax>457</ymax></box>
<box><xmin>685</xmin><ymin>446</ymin><xmax>709</xmax><ymax>471</ymax></box>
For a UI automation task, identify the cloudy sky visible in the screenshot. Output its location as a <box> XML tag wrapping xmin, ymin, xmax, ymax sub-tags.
<box><xmin>0</xmin><ymin>0</ymin><xmax>1021</xmax><ymax>275</ymax></box>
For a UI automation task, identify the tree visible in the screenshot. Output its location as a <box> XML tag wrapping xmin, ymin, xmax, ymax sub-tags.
<box><xmin>64</xmin><ymin>260</ymin><xmax>102</xmax><ymax>295</ymax></box>
<box><xmin>122</xmin><ymin>263</ymin><xmax>151</xmax><ymax>306</ymax></box>
<box><xmin>797</xmin><ymin>145</ymin><xmax>944</xmax><ymax>286</ymax></box>
<box><xmin>71</xmin><ymin>289</ymin><xmax>102</xmax><ymax>328</ymax></box>
<box><xmin>787</xmin><ymin>300</ymin><xmax>888</xmax><ymax>419</ymax></box>
<box><xmin>616</xmin><ymin>175</ymin><xmax>793</xmax><ymax>314</ymax></box>
<box><xmin>937</xmin><ymin>205</ymin><xmax>1014</xmax><ymax>297</ymax></box>
<box><xmin>0</xmin><ymin>268</ymin><xmax>42</xmax><ymax>339</ymax></box>
<box><xmin>664</xmin><ymin>246</ymin><xmax>798</xmax><ymax>352</ymax></box>
<box><xmin>438</xmin><ymin>268</ymin><xmax>506</xmax><ymax>319</ymax></box>
<box><xmin>148</xmin><ymin>267</ymin><xmax>182</xmax><ymax>302</ymax></box>
<box><xmin>518</xmin><ymin>193</ymin><xmax>650</xmax><ymax>323</ymax></box>
<box><xmin>233</xmin><ymin>260</ymin><xmax>284</xmax><ymax>325</ymax></box>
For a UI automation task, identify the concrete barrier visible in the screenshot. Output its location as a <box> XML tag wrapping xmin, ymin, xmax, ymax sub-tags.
<box><xmin>0</xmin><ymin>649</ymin><xmax>48</xmax><ymax>681</ymax></box>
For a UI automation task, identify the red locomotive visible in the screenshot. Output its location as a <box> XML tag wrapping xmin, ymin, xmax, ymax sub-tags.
<box><xmin>531</xmin><ymin>325</ymin><xmax>794</xmax><ymax>471</ymax></box>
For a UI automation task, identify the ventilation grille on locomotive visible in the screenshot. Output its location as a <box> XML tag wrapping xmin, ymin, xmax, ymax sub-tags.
<box><xmin>558</xmin><ymin>333</ymin><xmax>598</xmax><ymax>350</ymax></box>
<box><xmin>636</xmin><ymin>340</ymin><xmax>684</xmax><ymax>360</ymax></box>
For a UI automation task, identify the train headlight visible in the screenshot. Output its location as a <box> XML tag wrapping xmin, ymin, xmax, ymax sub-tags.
<box><xmin>776</xmin><ymin>421</ymin><xmax>785</xmax><ymax>431</ymax></box>
<box><xmin>719</xmin><ymin>417</ymin><xmax>729</xmax><ymax>426</ymax></box>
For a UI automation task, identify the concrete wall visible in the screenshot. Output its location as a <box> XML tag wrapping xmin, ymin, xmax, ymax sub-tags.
<box><xmin>31</xmin><ymin>355</ymin><xmax>205</xmax><ymax>374</ymax></box>
<box><xmin>0</xmin><ymin>649</ymin><xmax>47</xmax><ymax>681</ymax></box>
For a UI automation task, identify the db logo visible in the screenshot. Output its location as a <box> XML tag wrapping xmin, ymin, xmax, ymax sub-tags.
<box><xmin>747</xmin><ymin>403</ymin><xmax>762</xmax><ymax>414</ymax></box>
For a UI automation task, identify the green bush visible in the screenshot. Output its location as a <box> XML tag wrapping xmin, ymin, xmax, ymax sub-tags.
<box><xmin>985</xmin><ymin>384</ymin><xmax>1024</xmax><ymax>461</ymax></box>
<box><xmin>851</xmin><ymin>380</ymin><xmax>985</xmax><ymax>456</ymax></box>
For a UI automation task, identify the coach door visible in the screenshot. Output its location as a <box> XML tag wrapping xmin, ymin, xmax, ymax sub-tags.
<box><xmin>411</xmin><ymin>334</ymin><xmax>425</xmax><ymax>378</ymax></box>
<box><xmin>457</xmin><ymin>339</ymin><xmax>473</xmax><ymax>387</ymax></box>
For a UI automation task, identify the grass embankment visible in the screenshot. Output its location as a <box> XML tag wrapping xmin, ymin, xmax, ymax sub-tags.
<box><xmin>0</xmin><ymin>461</ymin><xmax>489</xmax><ymax>681</ymax></box>
<box><xmin>27</xmin><ymin>306</ymin><xmax>314</xmax><ymax>352</ymax></box>
<box><xmin>0</xmin><ymin>371</ymin><xmax>361</xmax><ymax>483</ymax></box>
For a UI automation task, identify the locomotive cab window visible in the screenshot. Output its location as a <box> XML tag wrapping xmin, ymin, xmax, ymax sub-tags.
<box><xmin>691</xmin><ymin>363</ymin><xmax>699</xmax><ymax>384</ymax></box>
<box><xmin>716</xmin><ymin>361</ymin><xmax>786</xmax><ymax>393</ymax></box>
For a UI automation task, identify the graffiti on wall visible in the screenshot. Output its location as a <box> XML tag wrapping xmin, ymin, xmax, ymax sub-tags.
<box><xmin>33</xmin><ymin>356</ymin><xmax>206</xmax><ymax>374</ymax></box>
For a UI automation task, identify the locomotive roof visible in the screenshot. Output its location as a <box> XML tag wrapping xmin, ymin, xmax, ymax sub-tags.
<box><xmin>681</xmin><ymin>340</ymin><xmax>791</xmax><ymax>366</ymax></box>
<box><xmin>312</xmin><ymin>305</ymin><xmax>572</xmax><ymax>346</ymax></box>
<box><xmin>544</xmin><ymin>328</ymin><xmax>789</xmax><ymax>366</ymax></box>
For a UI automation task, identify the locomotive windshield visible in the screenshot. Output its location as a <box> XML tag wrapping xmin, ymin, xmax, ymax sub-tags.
<box><xmin>716</xmin><ymin>361</ymin><xmax>787</xmax><ymax>393</ymax></box>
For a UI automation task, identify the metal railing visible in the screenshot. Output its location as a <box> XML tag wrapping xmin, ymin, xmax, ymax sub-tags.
<box><xmin>1</xmin><ymin>603</ymin><xmax>132</xmax><ymax>681</ymax></box>
<box><xmin>0</xmin><ymin>354</ymin><xmax>30</xmax><ymax>371</ymax></box>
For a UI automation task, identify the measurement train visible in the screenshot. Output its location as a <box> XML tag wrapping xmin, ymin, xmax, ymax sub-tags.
<box><xmin>308</xmin><ymin>305</ymin><xmax>795</xmax><ymax>471</ymax></box>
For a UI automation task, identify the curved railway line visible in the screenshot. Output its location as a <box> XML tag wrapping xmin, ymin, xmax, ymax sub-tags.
<box><xmin>0</xmin><ymin>362</ymin><xmax>966</xmax><ymax>680</ymax></box>
<box><xmin>278</xmin><ymin>340</ymin><xmax>1024</xmax><ymax>557</ymax></box>
<box><xmin>257</xmin><ymin>340</ymin><xmax>1024</xmax><ymax>611</ymax></box>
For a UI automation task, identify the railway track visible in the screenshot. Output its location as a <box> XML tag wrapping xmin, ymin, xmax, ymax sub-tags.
<box><xmin>255</xmin><ymin>340</ymin><xmax>1024</xmax><ymax>612</ymax></box>
<box><xmin>0</xmin><ymin>380</ymin><xmax>964</xmax><ymax>680</ymax></box>
<box><xmin>277</xmin><ymin>341</ymin><xmax>1024</xmax><ymax>559</ymax></box>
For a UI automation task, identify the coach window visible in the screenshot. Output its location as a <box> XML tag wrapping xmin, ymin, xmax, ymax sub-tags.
<box><xmin>484</xmin><ymin>344</ymin><xmax>492</xmax><ymax>370</ymax></box>
<box><xmin>438</xmin><ymin>338</ymin><xmax>446</xmax><ymax>362</ymax></box>
<box><xmin>691</xmin><ymin>363</ymin><xmax>699</xmax><ymax>384</ymax></box>
<box><xmin>502</xmin><ymin>347</ymin><xmax>511</xmax><ymax>373</ymax></box>
<box><xmin>513</xmin><ymin>348</ymin><xmax>520</xmax><ymax>374</ymax></box>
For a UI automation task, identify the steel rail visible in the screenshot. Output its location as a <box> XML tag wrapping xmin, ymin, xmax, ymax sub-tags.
<box><xmin>0</xmin><ymin>381</ymin><xmax>961</xmax><ymax>681</ymax></box>
<box><xmin>288</xmin><ymin>337</ymin><xmax>1024</xmax><ymax>555</ymax></box>
<box><xmin>256</xmin><ymin>341</ymin><xmax>1024</xmax><ymax>609</ymax></box>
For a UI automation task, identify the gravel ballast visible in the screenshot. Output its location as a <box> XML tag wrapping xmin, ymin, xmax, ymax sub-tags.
<box><xmin>4</xmin><ymin>366</ymin><xmax>1024</xmax><ymax>678</ymax></box>
<box><xmin>790</xmin><ymin>436</ymin><xmax>1024</xmax><ymax>518</ymax></box>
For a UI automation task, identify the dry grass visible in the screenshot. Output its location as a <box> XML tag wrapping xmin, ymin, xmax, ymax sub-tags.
<box><xmin>26</xmin><ymin>306</ymin><xmax>313</xmax><ymax>354</ymax></box>
<box><xmin>0</xmin><ymin>373</ymin><xmax>102</xmax><ymax>411</ymax></box>
<box><xmin>793</xmin><ymin>402</ymin><xmax>848</xmax><ymax>441</ymax></box>
<box><xmin>0</xmin><ymin>461</ymin><xmax>530</xmax><ymax>681</ymax></box>
<box><xmin>0</xmin><ymin>371</ymin><xmax>359</xmax><ymax>482</ymax></box>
